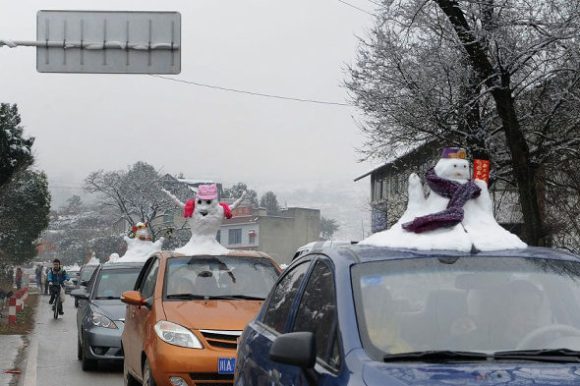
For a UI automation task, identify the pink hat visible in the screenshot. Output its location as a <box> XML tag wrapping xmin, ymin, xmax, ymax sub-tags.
<box><xmin>197</xmin><ymin>184</ymin><xmax>218</xmax><ymax>200</ymax></box>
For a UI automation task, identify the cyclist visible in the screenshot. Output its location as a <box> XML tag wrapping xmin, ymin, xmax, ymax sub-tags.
<box><xmin>48</xmin><ymin>259</ymin><xmax>69</xmax><ymax>315</ymax></box>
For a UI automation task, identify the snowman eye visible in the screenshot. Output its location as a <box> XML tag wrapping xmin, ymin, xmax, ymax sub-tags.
<box><xmin>206</xmin><ymin>200</ymin><xmax>212</xmax><ymax>205</ymax></box>
<box><xmin>463</xmin><ymin>165</ymin><xmax>467</xmax><ymax>168</ymax></box>
<box><xmin>453</xmin><ymin>164</ymin><xmax>457</xmax><ymax>168</ymax></box>
<box><xmin>197</xmin><ymin>199</ymin><xmax>202</xmax><ymax>205</ymax></box>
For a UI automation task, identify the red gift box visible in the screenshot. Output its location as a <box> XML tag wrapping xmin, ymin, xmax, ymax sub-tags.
<box><xmin>473</xmin><ymin>159</ymin><xmax>490</xmax><ymax>183</ymax></box>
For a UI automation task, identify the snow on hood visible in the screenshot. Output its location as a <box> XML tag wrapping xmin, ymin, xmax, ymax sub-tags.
<box><xmin>361</xmin><ymin>174</ymin><xmax>526</xmax><ymax>252</ymax></box>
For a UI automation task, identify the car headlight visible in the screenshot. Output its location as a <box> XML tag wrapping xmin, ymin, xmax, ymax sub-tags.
<box><xmin>154</xmin><ymin>321</ymin><xmax>202</xmax><ymax>349</ymax></box>
<box><xmin>90</xmin><ymin>313</ymin><xmax>118</xmax><ymax>329</ymax></box>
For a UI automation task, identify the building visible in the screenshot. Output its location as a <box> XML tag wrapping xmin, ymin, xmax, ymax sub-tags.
<box><xmin>355</xmin><ymin>142</ymin><xmax>523</xmax><ymax>235</ymax></box>
<box><xmin>219</xmin><ymin>206</ymin><xmax>321</xmax><ymax>265</ymax></box>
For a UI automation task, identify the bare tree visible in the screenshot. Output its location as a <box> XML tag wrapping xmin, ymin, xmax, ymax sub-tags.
<box><xmin>347</xmin><ymin>0</ymin><xmax>580</xmax><ymax>246</ymax></box>
<box><xmin>84</xmin><ymin>161</ymin><xmax>173</xmax><ymax>241</ymax></box>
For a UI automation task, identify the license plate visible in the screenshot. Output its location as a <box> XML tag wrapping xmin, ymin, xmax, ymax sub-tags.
<box><xmin>217</xmin><ymin>357</ymin><xmax>236</xmax><ymax>374</ymax></box>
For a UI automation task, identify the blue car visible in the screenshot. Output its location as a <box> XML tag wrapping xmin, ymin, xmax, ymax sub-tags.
<box><xmin>235</xmin><ymin>246</ymin><xmax>580</xmax><ymax>385</ymax></box>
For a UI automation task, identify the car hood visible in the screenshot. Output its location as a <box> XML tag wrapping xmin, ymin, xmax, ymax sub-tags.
<box><xmin>162</xmin><ymin>300</ymin><xmax>263</xmax><ymax>330</ymax></box>
<box><xmin>92</xmin><ymin>300</ymin><xmax>127</xmax><ymax>321</ymax></box>
<box><xmin>363</xmin><ymin>361</ymin><xmax>580</xmax><ymax>385</ymax></box>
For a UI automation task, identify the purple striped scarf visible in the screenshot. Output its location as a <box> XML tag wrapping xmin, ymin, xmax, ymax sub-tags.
<box><xmin>402</xmin><ymin>167</ymin><xmax>481</xmax><ymax>233</ymax></box>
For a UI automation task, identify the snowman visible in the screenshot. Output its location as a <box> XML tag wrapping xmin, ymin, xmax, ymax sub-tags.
<box><xmin>117</xmin><ymin>222</ymin><xmax>164</xmax><ymax>262</ymax></box>
<box><xmin>361</xmin><ymin>147</ymin><xmax>526</xmax><ymax>252</ymax></box>
<box><xmin>163</xmin><ymin>184</ymin><xmax>246</xmax><ymax>255</ymax></box>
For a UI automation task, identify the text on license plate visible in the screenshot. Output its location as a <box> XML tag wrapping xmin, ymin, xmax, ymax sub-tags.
<box><xmin>218</xmin><ymin>357</ymin><xmax>236</xmax><ymax>374</ymax></box>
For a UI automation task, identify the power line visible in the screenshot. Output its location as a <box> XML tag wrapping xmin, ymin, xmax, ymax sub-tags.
<box><xmin>337</xmin><ymin>0</ymin><xmax>375</xmax><ymax>16</ymax></box>
<box><xmin>150</xmin><ymin>75</ymin><xmax>351</xmax><ymax>107</ymax></box>
<box><xmin>364</xmin><ymin>0</ymin><xmax>383</xmax><ymax>7</ymax></box>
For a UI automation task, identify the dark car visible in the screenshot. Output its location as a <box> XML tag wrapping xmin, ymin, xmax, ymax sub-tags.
<box><xmin>74</xmin><ymin>264</ymin><xmax>100</xmax><ymax>308</ymax></box>
<box><xmin>72</xmin><ymin>262</ymin><xmax>144</xmax><ymax>371</ymax></box>
<box><xmin>235</xmin><ymin>246</ymin><xmax>580</xmax><ymax>386</ymax></box>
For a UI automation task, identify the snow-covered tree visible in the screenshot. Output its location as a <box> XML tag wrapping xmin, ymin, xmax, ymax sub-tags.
<box><xmin>84</xmin><ymin>161</ymin><xmax>173</xmax><ymax>241</ymax></box>
<box><xmin>347</xmin><ymin>0</ymin><xmax>580</xmax><ymax>246</ymax></box>
<box><xmin>320</xmin><ymin>216</ymin><xmax>340</xmax><ymax>240</ymax></box>
<box><xmin>0</xmin><ymin>104</ymin><xmax>34</xmax><ymax>191</ymax></box>
<box><xmin>0</xmin><ymin>170</ymin><xmax>51</xmax><ymax>265</ymax></box>
<box><xmin>224</xmin><ymin>182</ymin><xmax>259</xmax><ymax>207</ymax></box>
<box><xmin>260</xmin><ymin>191</ymin><xmax>280</xmax><ymax>215</ymax></box>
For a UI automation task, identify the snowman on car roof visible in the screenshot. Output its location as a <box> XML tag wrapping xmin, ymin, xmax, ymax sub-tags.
<box><xmin>116</xmin><ymin>222</ymin><xmax>164</xmax><ymax>263</ymax></box>
<box><xmin>163</xmin><ymin>183</ymin><xmax>245</xmax><ymax>255</ymax></box>
<box><xmin>361</xmin><ymin>147</ymin><xmax>526</xmax><ymax>252</ymax></box>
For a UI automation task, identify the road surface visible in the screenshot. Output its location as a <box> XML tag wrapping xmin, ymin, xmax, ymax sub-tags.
<box><xmin>22</xmin><ymin>292</ymin><xmax>123</xmax><ymax>386</ymax></box>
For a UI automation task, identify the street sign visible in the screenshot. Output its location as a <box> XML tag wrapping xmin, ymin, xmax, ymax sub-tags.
<box><xmin>36</xmin><ymin>10</ymin><xmax>181</xmax><ymax>74</ymax></box>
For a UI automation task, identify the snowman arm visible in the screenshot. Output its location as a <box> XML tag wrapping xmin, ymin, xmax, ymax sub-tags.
<box><xmin>407</xmin><ymin>173</ymin><xmax>425</xmax><ymax>209</ymax></box>
<box><xmin>230</xmin><ymin>191</ymin><xmax>247</xmax><ymax>210</ymax></box>
<box><xmin>474</xmin><ymin>179</ymin><xmax>494</xmax><ymax>214</ymax></box>
<box><xmin>161</xmin><ymin>188</ymin><xmax>186</xmax><ymax>208</ymax></box>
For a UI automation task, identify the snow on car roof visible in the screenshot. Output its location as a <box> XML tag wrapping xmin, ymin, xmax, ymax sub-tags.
<box><xmin>346</xmin><ymin>245</ymin><xmax>580</xmax><ymax>264</ymax></box>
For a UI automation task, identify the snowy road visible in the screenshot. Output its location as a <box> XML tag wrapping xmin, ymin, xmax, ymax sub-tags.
<box><xmin>22</xmin><ymin>293</ymin><xmax>123</xmax><ymax>386</ymax></box>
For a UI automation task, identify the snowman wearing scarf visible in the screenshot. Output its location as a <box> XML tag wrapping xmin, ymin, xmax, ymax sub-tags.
<box><xmin>361</xmin><ymin>147</ymin><xmax>526</xmax><ymax>252</ymax></box>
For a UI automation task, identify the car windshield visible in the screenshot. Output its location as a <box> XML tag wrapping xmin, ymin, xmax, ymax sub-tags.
<box><xmin>93</xmin><ymin>269</ymin><xmax>141</xmax><ymax>299</ymax></box>
<box><xmin>352</xmin><ymin>256</ymin><xmax>580</xmax><ymax>360</ymax></box>
<box><xmin>80</xmin><ymin>265</ymin><xmax>98</xmax><ymax>282</ymax></box>
<box><xmin>165</xmin><ymin>255</ymin><xmax>279</xmax><ymax>299</ymax></box>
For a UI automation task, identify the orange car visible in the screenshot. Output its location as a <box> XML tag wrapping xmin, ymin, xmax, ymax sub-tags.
<box><xmin>121</xmin><ymin>250</ymin><xmax>280</xmax><ymax>386</ymax></box>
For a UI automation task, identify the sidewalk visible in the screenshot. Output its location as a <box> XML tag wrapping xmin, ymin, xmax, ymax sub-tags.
<box><xmin>0</xmin><ymin>335</ymin><xmax>24</xmax><ymax>385</ymax></box>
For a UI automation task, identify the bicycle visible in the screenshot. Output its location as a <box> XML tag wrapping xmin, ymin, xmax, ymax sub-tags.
<box><xmin>50</xmin><ymin>284</ymin><xmax>64</xmax><ymax>319</ymax></box>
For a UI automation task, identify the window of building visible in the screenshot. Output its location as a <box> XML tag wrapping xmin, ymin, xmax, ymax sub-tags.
<box><xmin>216</xmin><ymin>230</ymin><xmax>221</xmax><ymax>243</ymax></box>
<box><xmin>228</xmin><ymin>228</ymin><xmax>242</xmax><ymax>245</ymax></box>
<box><xmin>249</xmin><ymin>230</ymin><xmax>256</xmax><ymax>244</ymax></box>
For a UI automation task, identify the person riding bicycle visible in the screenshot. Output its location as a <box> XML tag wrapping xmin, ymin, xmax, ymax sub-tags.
<box><xmin>48</xmin><ymin>259</ymin><xmax>69</xmax><ymax>315</ymax></box>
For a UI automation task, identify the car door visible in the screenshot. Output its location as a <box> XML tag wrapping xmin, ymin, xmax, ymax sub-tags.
<box><xmin>237</xmin><ymin>259</ymin><xmax>312</xmax><ymax>386</ymax></box>
<box><xmin>290</xmin><ymin>259</ymin><xmax>343</xmax><ymax>386</ymax></box>
<box><xmin>125</xmin><ymin>257</ymin><xmax>160</xmax><ymax>379</ymax></box>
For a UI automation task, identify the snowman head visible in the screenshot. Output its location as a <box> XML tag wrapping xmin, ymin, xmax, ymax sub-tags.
<box><xmin>193</xmin><ymin>184</ymin><xmax>221</xmax><ymax>219</ymax></box>
<box><xmin>434</xmin><ymin>147</ymin><xmax>470</xmax><ymax>183</ymax></box>
<box><xmin>133</xmin><ymin>222</ymin><xmax>152</xmax><ymax>241</ymax></box>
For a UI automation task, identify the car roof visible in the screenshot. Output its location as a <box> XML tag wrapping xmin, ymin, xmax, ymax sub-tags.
<box><xmin>99</xmin><ymin>262</ymin><xmax>145</xmax><ymax>271</ymax></box>
<box><xmin>303</xmin><ymin>245</ymin><xmax>580</xmax><ymax>266</ymax></box>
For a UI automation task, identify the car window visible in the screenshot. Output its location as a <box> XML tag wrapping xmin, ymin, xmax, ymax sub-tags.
<box><xmin>292</xmin><ymin>260</ymin><xmax>339</xmax><ymax>368</ymax></box>
<box><xmin>93</xmin><ymin>269</ymin><xmax>141</xmax><ymax>299</ymax></box>
<box><xmin>140</xmin><ymin>259</ymin><xmax>160</xmax><ymax>299</ymax></box>
<box><xmin>164</xmin><ymin>255</ymin><xmax>278</xmax><ymax>299</ymax></box>
<box><xmin>262</xmin><ymin>261</ymin><xmax>310</xmax><ymax>333</ymax></box>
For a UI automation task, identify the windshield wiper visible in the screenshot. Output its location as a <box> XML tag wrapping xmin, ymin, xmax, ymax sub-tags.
<box><xmin>94</xmin><ymin>296</ymin><xmax>120</xmax><ymax>300</ymax></box>
<box><xmin>493</xmin><ymin>348</ymin><xmax>580</xmax><ymax>363</ymax></box>
<box><xmin>383</xmin><ymin>350</ymin><xmax>489</xmax><ymax>363</ymax></box>
<box><xmin>215</xmin><ymin>295</ymin><xmax>266</xmax><ymax>300</ymax></box>
<box><xmin>166</xmin><ymin>294</ymin><xmax>208</xmax><ymax>300</ymax></box>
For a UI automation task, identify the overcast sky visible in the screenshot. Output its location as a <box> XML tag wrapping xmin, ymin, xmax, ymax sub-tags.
<box><xmin>1</xmin><ymin>0</ymin><xmax>377</xmax><ymax>206</ymax></box>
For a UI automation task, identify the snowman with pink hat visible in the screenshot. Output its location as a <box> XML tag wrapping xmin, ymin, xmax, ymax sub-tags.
<box><xmin>163</xmin><ymin>184</ymin><xmax>246</xmax><ymax>255</ymax></box>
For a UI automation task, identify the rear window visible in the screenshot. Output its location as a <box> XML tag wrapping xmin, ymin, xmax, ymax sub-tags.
<box><xmin>93</xmin><ymin>268</ymin><xmax>141</xmax><ymax>300</ymax></box>
<box><xmin>165</xmin><ymin>255</ymin><xmax>279</xmax><ymax>300</ymax></box>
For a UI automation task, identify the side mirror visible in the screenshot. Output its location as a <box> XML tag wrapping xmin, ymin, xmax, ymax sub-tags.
<box><xmin>270</xmin><ymin>331</ymin><xmax>316</xmax><ymax>368</ymax></box>
<box><xmin>121</xmin><ymin>290</ymin><xmax>148</xmax><ymax>307</ymax></box>
<box><xmin>71</xmin><ymin>289</ymin><xmax>89</xmax><ymax>300</ymax></box>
